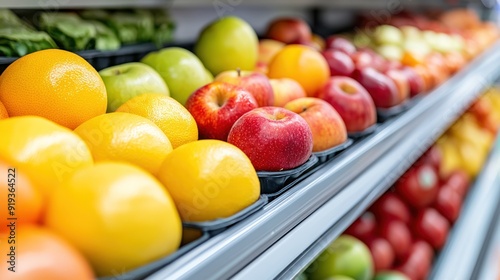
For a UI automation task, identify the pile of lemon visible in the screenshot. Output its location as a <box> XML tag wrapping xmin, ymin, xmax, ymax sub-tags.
<box><xmin>0</xmin><ymin>49</ymin><xmax>260</xmax><ymax>278</ymax></box>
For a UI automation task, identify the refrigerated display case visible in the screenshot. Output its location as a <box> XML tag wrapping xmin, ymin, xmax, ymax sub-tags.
<box><xmin>1</xmin><ymin>1</ymin><xmax>499</xmax><ymax>279</ymax></box>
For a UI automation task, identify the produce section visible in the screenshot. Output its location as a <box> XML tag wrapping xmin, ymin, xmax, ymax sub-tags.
<box><xmin>301</xmin><ymin>92</ymin><xmax>500</xmax><ymax>280</ymax></box>
<box><xmin>0</xmin><ymin>1</ymin><xmax>499</xmax><ymax>280</ymax></box>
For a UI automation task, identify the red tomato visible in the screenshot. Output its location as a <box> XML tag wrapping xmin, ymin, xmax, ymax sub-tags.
<box><xmin>379</xmin><ymin>220</ymin><xmax>412</xmax><ymax>261</ymax></box>
<box><xmin>395</xmin><ymin>164</ymin><xmax>439</xmax><ymax>208</ymax></box>
<box><xmin>433</xmin><ymin>185</ymin><xmax>462</xmax><ymax>223</ymax></box>
<box><xmin>345</xmin><ymin>212</ymin><xmax>377</xmax><ymax>243</ymax></box>
<box><xmin>370</xmin><ymin>193</ymin><xmax>411</xmax><ymax>224</ymax></box>
<box><xmin>413</xmin><ymin>208</ymin><xmax>450</xmax><ymax>250</ymax></box>
<box><xmin>395</xmin><ymin>240</ymin><xmax>434</xmax><ymax>280</ymax></box>
<box><xmin>443</xmin><ymin>170</ymin><xmax>470</xmax><ymax>199</ymax></box>
<box><xmin>367</xmin><ymin>237</ymin><xmax>395</xmax><ymax>272</ymax></box>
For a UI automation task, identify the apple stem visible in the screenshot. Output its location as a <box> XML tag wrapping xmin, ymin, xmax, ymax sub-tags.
<box><xmin>236</xmin><ymin>68</ymin><xmax>241</xmax><ymax>77</ymax></box>
<box><xmin>302</xmin><ymin>107</ymin><xmax>307</xmax><ymax>112</ymax></box>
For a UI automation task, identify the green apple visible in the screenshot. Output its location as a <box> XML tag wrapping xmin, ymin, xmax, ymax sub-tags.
<box><xmin>141</xmin><ymin>47</ymin><xmax>213</xmax><ymax>106</ymax></box>
<box><xmin>400</xmin><ymin>26</ymin><xmax>422</xmax><ymax>40</ymax></box>
<box><xmin>99</xmin><ymin>62</ymin><xmax>169</xmax><ymax>112</ymax></box>
<box><xmin>306</xmin><ymin>235</ymin><xmax>374</xmax><ymax>280</ymax></box>
<box><xmin>373</xmin><ymin>25</ymin><xmax>403</xmax><ymax>46</ymax></box>
<box><xmin>195</xmin><ymin>16</ymin><xmax>258</xmax><ymax>76</ymax></box>
<box><xmin>377</xmin><ymin>44</ymin><xmax>404</xmax><ymax>61</ymax></box>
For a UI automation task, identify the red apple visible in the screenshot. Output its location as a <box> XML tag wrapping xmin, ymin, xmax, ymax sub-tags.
<box><xmin>350</xmin><ymin>50</ymin><xmax>373</xmax><ymax>71</ymax></box>
<box><xmin>325</xmin><ymin>36</ymin><xmax>356</xmax><ymax>55</ymax></box>
<box><xmin>385</xmin><ymin>69</ymin><xmax>410</xmax><ymax>105</ymax></box>
<box><xmin>367</xmin><ymin>237</ymin><xmax>395</xmax><ymax>272</ymax></box>
<box><xmin>284</xmin><ymin>97</ymin><xmax>347</xmax><ymax>152</ymax></box>
<box><xmin>215</xmin><ymin>69</ymin><xmax>274</xmax><ymax>107</ymax></box>
<box><xmin>345</xmin><ymin>212</ymin><xmax>377</xmax><ymax>243</ymax></box>
<box><xmin>413</xmin><ymin>208</ymin><xmax>450</xmax><ymax>250</ymax></box>
<box><xmin>316</xmin><ymin>76</ymin><xmax>377</xmax><ymax>132</ymax></box>
<box><xmin>265</xmin><ymin>18</ymin><xmax>312</xmax><ymax>44</ymax></box>
<box><xmin>227</xmin><ymin>107</ymin><xmax>313</xmax><ymax>171</ymax></box>
<box><xmin>258</xmin><ymin>39</ymin><xmax>285</xmax><ymax>65</ymax></box>
<box><xmin>433</xmin><ymin>185</ymin><xmax>462</xmax><ymax>224</ymax></box>
<box><xmin>321</xmin><ymin>49</ymin><xmax>355</xmax><ymax>77</ymax></box>
<box><xmin>400</xmin><ymin>66</ymin><xmax>425</xmax><ymax>97</ymax></box>
<box><xmin>395</xmin><ymin>240</ymin><xmax>434</xmax><ymax>280</ymax></box>
<box><xmin>379</xmin><ymin>219</ymin><xmax>412</xmax><ymax>261</ymax></box>
<box><xmin>352</xmin><ymin>68</ymin><xmax>401</xmax><ymax>108</ymax></box>
<box><xmin>360</xmin><ymin>48</ymin><xmax>389</xmax><ymax>73</ymax></box>
<box><xmin>186</xmin><ymin>82</ymin><xmax>258</xmax><ymax>141</ymax></box>
<box><xmin>270</xmin><ymin>78</ymin><xmax>307</xmax><ymax>107</ymax></box>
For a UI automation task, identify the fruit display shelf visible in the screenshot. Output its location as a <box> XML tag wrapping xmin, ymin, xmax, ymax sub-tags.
<box><xmin>145</xmin><ymin>42</ymin><xmax>500</xmax><ymax>280</ymax></box>
<box><xmin>430</xmin><ymin>133</ymin><xmax>500</xmax><ymax>280</ymax></box>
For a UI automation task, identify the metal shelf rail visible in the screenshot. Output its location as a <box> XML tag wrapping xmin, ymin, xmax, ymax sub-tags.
<box><xmin>430</xmin><ymin>134</ymin><xmax>500</xmax><ymax>280</ymax></box>
<box><xmin>147</xmin><ymin>42</ymin><xmax>500</xmax><ymax>280</ymax></box>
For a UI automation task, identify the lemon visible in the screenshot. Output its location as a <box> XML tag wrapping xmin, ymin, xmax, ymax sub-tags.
<box><xmin>157</xmin><ymin>139</ymin><xmax>260</xmax><ymax>222</ymax></box>
<box><xmin>0</xmin><ymin>116</ymin><xmax>93</xmax><ymax>199</ymax></box>
<box><xmin>44</xmin><ymin>162</ymin><xmax>182</xmax><ymax>277</ymax></box>
<box><xmin>116</xmin><ymin>93</ymin><xmax>198</xmax><ymax>149</ymax></box>
<box><xmin>74</xmin><ymin>112</ymin><xmax>172</xmax><ymax>175</ymax></box>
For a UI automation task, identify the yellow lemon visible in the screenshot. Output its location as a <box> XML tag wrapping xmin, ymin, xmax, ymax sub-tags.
<box><xmin>0</xmin><ymin>116</ymin><xmax>93</xmax><ymax>200</ymax></box>
<box><xmin>44</xmin><ymin>162</ymin><xmax>182</xmax><ymax>277</ymax></box>
<box><xmin>74</xmin><ymin>112</ymin><xmax>172</xmax><ymax>175</ymax></box>
<box><xmin>157</xmin><ymin>139</ymin><xmax>260</xmax><ymax>222</ymax></box>
<box><xmin>116</xmin><ymin>93</ymin><xmax>198</xmax><ymax>149</ymax></box>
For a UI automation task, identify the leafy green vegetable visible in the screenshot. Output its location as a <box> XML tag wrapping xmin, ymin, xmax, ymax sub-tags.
<box><xmin>39</xmin><ymin>12</ymin><xmax>96</xmax><ymax>51</ymax></box>
<box><xmin>0</xmin><ymin>26</ymin><xmax>57</xmax><ymax>56</ymax></box>
<box><xmin>0</xmin><ymin>10</ymin><xmax>57</xmax><ymax>57</ymax></box>
<box><xmin>104</xmin><ymin>10</ymin><xmax>155</xmax><ymax>44</ymax></box>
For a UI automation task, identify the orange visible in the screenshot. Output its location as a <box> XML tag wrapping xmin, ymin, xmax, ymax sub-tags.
<box><xmin>0</xmin><ymin>116</ymin><xmax>93</xmax><ymax>200</ymax></box>
<box><xmin>268</xmin><ymin>44</ymin><xmax>330</xmax><ymax>97</ymax></box>
<box><xmin>74</xmin><ymin>112</ymin><xmax>172</xmax><ymax>175</ymax></box>
<box><xmin>0</xmin><ymin>160</ymin><xmax>43</xmax><ymax>227</ymax></box>
<box><xmin>0</xmin><ymin>226</ymin><xmax>94</xmax><ymax>280</ymax></box>
<box><xmin>0</xmin><ymin>49</ymin><xmax>107</xmax><ymax>129</ymax></box>
<box><xmin>44</xmin><ymin>162</ymin><xmax>182</xmax><ymax>277</ymax></box>
<box><xmin>0</xmin><ymin>100</ymin><xmax>8</xmax><ymax>119</ymax></box>
<box><xmin>401</xmin><ymin>51</ymin><xmax>424</xmax><ymax>67</ymax></box>
<box><xmin>116</xmin><ymin>93</ymin><xmax>198</xmax><ymax>149</ymax></box>
<box><xmin>157</xmin><ymin>139</ymin><xmax>260</xmax><ymax>222</ymax></box>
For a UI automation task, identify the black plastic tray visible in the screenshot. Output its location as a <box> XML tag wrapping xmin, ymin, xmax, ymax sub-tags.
<box><xmin>313</xmin><ymin>138</ymin><xmax>354</xmax><ymax>164</ymax></box>
<box><xmin>257</xmin><ymin>155</ymin><xmax>319</xmax><ymax>195</ymax></box>
<box><xmin>264</xmin><ymin>157</ymin><xmax>327</xmax><ymax>200</ymax></box>
<box><xmin>98</xmin><ymin>229</ymin><xmax>210</xmax><ymax>280</ymax></box>
<box><xmin>376</xmin><ymin>100</ymin><xmax>410</xmax><ymax>122</ymax></box>
<box><xmin>182</xmin><ymin>195</ymin><xmax>268</xmax><ymax>234</ymax></box>
<box><xmin>347</xmin><ymin>123</ymin><xmax>379</xmax><ymax>139</ymax></box>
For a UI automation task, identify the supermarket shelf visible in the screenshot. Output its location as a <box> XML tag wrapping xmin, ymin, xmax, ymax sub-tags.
<box><xmin>148</xmin><ymin>42</ymin><xmax>500</xmax><ymax>280</ymax></box>
<box><xmin>0</xmin><ymin>0</ymin><xmax>480</xmax><ymax>9</ymax></box>
<box><xmin>430</xmin><ymin>134</ymin><xmax>500</xmax><ymax>280</ymax></box>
